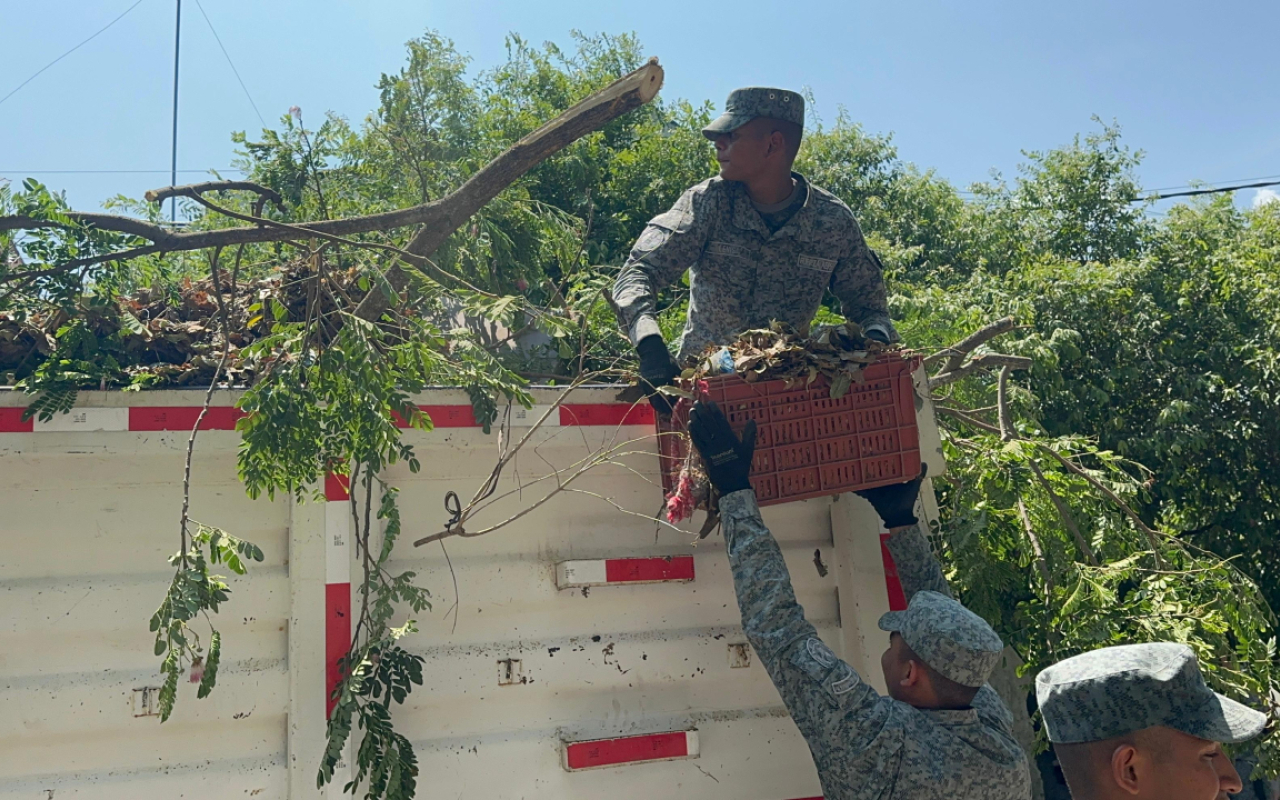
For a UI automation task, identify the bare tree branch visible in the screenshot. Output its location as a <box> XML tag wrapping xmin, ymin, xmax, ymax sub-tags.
<box><xmin>145</xmin><ymin>180</ymin><xmax>285</xmax><ymax>211</ymax></box>
<box><xmin>0</xmin><ymin>211</ymin><xmax>177</xmax><ymax>242</ymax></box>
<box><xmin>924</xmin><ymin>316</ymin><xmax>1018</xmax><ymax>371</ymax></box>
<box><xmin>936</xmin><ymin>404</ymin><xmax>1003</xmax><ymax>435</ymax></box>
<box><xmin>929</xmin><ymin>353</ymin><xmax>1033</xmax><ymax>390</ymax></box>
<box><xmin>1017</xmin><ymin>496</ymin><xmax>1055</xmax><ymax>596</ymax></box>
<box><xmin>352</xmin><ymin>59</ymin><xmax>664</xmax><ymax>321</ymax></box>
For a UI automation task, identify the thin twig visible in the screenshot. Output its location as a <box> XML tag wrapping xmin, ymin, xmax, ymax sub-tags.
<box><xmin>997</xmin><ymin>365</ymin><xmax>1015</xmax><ymax>441</ymax></box>
<box><xmin>1017</xmin><ymin>497</ymin><xmax>1056</xmax><ymax>597</ymax></box>
<box><xmin>1034</xmin><ymin>442</ymin><xmax>1167</xmax><ymax>568</ymax></box>
<box><xmin>1030</xmin><ymin>460</ymin><xmax>1099</xmax><ymax>566</ymax></box>
<box><xmin>936</xmin><ymin>405</ymin><xmax>1003</xmax><ymax>435</ymax></box>
<box><xmin>439</xmin><ymin>540</ymin><xmax>460</xmax><ymax>635</ymax></box>
<box><xmin>177</xmin><ymin>246</ymin><xmax>234</xmax><ymax>566</ymax></box>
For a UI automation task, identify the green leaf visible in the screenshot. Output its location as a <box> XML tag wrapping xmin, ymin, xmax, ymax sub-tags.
<box><xmin>197</xmin><ymin>630</ymin><xmax>221</xmax><ymax>699</ymax></box>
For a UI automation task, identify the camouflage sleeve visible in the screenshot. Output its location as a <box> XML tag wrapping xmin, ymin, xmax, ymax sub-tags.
<box><xmin>830</xmin><ymin>221</ymin><xmax>897</xmax><ymax>342</ymax></box>
<box><xmin>612</xmin><ymin>185</ymin><xmax>713</xmax><ymax>345</ymax></box>
<box><xmin>720</xmin><ymin>489</ymin><xmax>903</xmax><ymax>786</ymax></box>
<box><xmin>884</xmin><ymin>522</ymin><xmax>954</xmax><ymax>601</ymax></box>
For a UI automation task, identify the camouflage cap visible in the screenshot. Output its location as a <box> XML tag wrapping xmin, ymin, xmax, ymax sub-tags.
<box><xmin>878</xmin><ymin>590</ymin><xmax>1004</xmax><ymax>688</ymax></box>
<box><xmin>1035</xmin><ymin>643</ymin><xmax>1267</xmax><ymax>745</ymax></box>
<box><xmin>702</xmin><ymin>87</ymin><xmax>805</xmax><ymax>140</ymax></box>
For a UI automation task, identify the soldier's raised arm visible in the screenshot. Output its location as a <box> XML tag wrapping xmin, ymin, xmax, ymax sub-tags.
<box><xmin>612</xmin><ymin>183</ymin><xmax>714</xmax><ymax>348</ymax></box>
<box><xmin>866</xmin><ymin>467</ymin><xmax>952</xmax><ymax>601</ymax></box>
<box><xmin>688</xmin><ymin>402</ymin><xmax>901</xmax><ymax>797</ymax></box>
<box><xmin>829</xmin><ymin>217</ymin><xmax>897</xmax><ymax>344</ymax></box>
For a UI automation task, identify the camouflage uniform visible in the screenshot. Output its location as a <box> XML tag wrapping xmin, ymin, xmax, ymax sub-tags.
<box><xmin>1035</xmin><ymin>643</ymin><xmax>1267</xmax><ymax>745</ymax></box>
<box><xmin>719</xmin><ymin>489</ymin><xmax>1031</xmax><ymax>800</ymax></box>
<box><xmin>613</xmin><ymin>87</ymin><xmax>896</xmax><ymax>364</ymax></box>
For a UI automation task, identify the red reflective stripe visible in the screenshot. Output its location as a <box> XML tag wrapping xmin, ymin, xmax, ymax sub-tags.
<box><xmin>325</xmin><ymin>582</ymin><xmax>351</xmax><ymax>719</ymax></box>
<box><xmin>564</xmin><ymin>731</ymin><xmax>688</xmax><ymax>770</ymax></box>
<box><xmin>128</xmin><ymin>406</ymin><xmax>245</xmax><ymax>431</ymax></box>
<box><xmin>325</xmin><ymin>473</ymin><xmax>350</xmax><ymax>502</ymax></box>
<box><xmin>0</xmin><ymin>409</ymin><xmax>33</xmax><ymax>432</ymax></box>
<box><xmin>560</xmin><ymin>403</ymin><xmax>654</xmax><ymax>427</ymax></box>
<box><xmin>417</xmin><ymin>405</ymin><xmax>478</xmax><ymax>428</ymax></box>
<box><xmin>880</xmin><ymin>533</ymin><xmax>907</xmax><ymax>611</ymax></box>
<box><xmin>5</xmin><ymin>402</ymin><xmax>647</xmax><ymax>432</ymax></box>
<box><xmin>604</xmin><ymin>556</ymin><xmax>695</xmax><ymax>583</ymax></box>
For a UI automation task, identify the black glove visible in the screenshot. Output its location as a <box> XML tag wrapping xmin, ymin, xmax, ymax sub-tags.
<box><xmin>866</xmin><ymin>328</ymin><xmax>891</xmax><ymax>345</ymax></box>
<box><xmin>856</xmin><ymin>464</ymin><xmax>927</xmax><ymax>528</ymax></box>
<box><xmin>688</xmin><ymin>401</ymin><xmax>757</xmax><ymax>495</ymax></box>
<box><xmin>636</xmin><ymin>335</ymin><xmax>682</xmax><ymax>416</ymax></box>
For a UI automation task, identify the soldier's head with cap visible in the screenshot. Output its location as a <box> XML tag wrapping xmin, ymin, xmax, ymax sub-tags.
<box><xmin>876</xmin><ymin>589</ymin><xmax>1005</xmax><ymax>709</ymax></box>
<box><xmin>702</xmin><ymin>87</ymin><xmax>805</xmax><ymax>186</ymax></box>
<box><xmin>1036</xmin><ymin>643</ymin><xmax>1267</xmax><ymax>799</ymax></box>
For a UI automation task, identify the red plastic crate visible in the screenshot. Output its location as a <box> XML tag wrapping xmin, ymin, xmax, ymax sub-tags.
<box><xmin>657</xmin><ymin>354</ymin><xmax>922</xmax><ymax>507</ymax></box>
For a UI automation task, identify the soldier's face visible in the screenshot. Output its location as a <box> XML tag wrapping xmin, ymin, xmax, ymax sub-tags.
<box><xmin>1118</xmin><ymin>727</ymin><xmax>1243</xmax><ymax>800</ymax></box>
<box><xmin>880</xmin><ymin>632</ymin><xmax>913</xmax><ymax>701</ymax></box>
<box><xmin>1147</xmin><ymin>729</ymin><xmax>1243</xmax><ymax>800</ymax></box>
<box><xmin>712</xmin><ymin>121</ymin><xmax>770</xmax><ymax>183</ymax></box>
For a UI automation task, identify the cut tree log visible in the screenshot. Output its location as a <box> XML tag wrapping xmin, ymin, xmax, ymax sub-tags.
<box><xmin>0</xmin><ymin>58</ymin><xmax>667</xmax><ymax>308</ymax></box>
<box><xmin>353</xmin><ymin>57</ymin><xmax>664</xmax><ymax>320</ymax></box>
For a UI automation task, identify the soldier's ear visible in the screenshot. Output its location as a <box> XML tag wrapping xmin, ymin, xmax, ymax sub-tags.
<box><xmin>767</xmin><ymin>130</ymin><xmax>786</xmax><ymax>158</ymax></box>
<box><xmin>901</xmin><ymin>659</ymin><xmax>925</xmax><ymax>688</ymax></box>
<box><xmin>1110</xmin><ymin>743</ymin><xmax>1142</xmax><ymax>793</ymax></box>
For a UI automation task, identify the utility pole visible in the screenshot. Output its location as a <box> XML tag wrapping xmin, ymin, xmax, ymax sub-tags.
<box><xmin>170</xmin><ymin>0</ymin><xmax>181</xmax><ymax>222</ymax></box>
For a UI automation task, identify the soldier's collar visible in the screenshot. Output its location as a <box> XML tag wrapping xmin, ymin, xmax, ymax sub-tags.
<box><xmin>921</xmin><ymin>707</ymin><xmax>979</xmax><ymax>726</ymax></box>
<box><xmin>729</xmin><ymin>172</ymin><xmax>812</xmax><ymax>240</ymax></box>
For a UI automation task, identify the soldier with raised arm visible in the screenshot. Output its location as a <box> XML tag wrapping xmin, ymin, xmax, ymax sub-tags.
<box><xmin>613</xmin><ymin>87</ymin><xmax>896</xmax><ymax>414</ymax></box>
<box><xmin>687</xmin><ymin>400</ymin><xmax>1031</xmax><ymax>799</ymax></box>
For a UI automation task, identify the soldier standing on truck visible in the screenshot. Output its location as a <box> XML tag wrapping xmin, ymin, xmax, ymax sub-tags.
<box><xmin>612</xmin><ymin>87</ymin><xmax>897</xmax><ymax>414</ymax></box>
<box><xmin>686</xmin><ymin>401</ymin><xmax>1032</xmax><ymax>800</ymax></box>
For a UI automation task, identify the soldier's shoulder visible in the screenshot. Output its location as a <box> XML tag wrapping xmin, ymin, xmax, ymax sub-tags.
<box><xmin>684</xmin><ymin>176</ymin><xmax>728</xmax><ymax>200</ymax></box>
<box><xmin>805</xmin><ymin>181</ymin><xmax>858</xmax><ymax>225</ymax></box>
<box><xmin>668</xmin><ymin>177</ymin><xmax>728</xmax><ymax>218</ymax></box>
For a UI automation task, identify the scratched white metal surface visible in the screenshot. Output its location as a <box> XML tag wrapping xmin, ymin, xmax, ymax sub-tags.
<box><xmin>0</xmin><ymin>392</ymin><xmax>290</xmax><ymax>800</ymax></box>
<box><xmin>0</xmin><ymin>385</ymin><xmax>936</xmax><ymax>799</ymax></box>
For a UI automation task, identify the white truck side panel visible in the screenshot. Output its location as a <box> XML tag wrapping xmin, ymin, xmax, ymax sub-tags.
<box><xmin>0</xmin><ymin>381</ymin><xmax>943</xmax><ymax>799</ymax></box>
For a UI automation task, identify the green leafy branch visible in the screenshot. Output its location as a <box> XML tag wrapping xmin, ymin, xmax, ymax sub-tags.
<box><xmin>149</xmin><ymin>523</ymin><xmax>263</xmax><ymax>721</ymax></box>
<box><xmin>319</xmin><ymin>477</ymin><xmax>431</xmax><ymax>800</ymax></box>
<box><xmin>926</xmin><ymin>319</ymin><xmax>1280</xmax><ymax>771</ymax></box>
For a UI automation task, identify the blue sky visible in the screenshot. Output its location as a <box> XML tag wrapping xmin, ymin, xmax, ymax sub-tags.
<box><xmin>4</xmin><ymin>0</ymin><xmax>1279</xmax><ymax>213</ymax></box>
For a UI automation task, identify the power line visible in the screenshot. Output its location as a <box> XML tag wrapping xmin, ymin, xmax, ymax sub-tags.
<box><xmin>0</xmin><ymin>0</ymin><xmax>146</xmax><ymax>108</ymax></box>
<box><xmin>1143</xmin><ymin>174</ymin><xmax>1280</xmax><ymax>194</ymax></box>
<box><xmin>0</xmin><ymin>168</ymin><xmax>242</xmax><ymax>174</ymax></box>
<box><xmin>1135</xmin><ymin>179</ymin><xmax>1280</xmax><ymax>202</ymax></box>
<box><xmin>957</xmin><ymin>174</ymin><xmax>1280</xmax><ymax>202</ymax></box>
<box><xmin>193</xmin><ymin>0</ymin><xmax>267</xmax><ymax>128</ymax></box>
